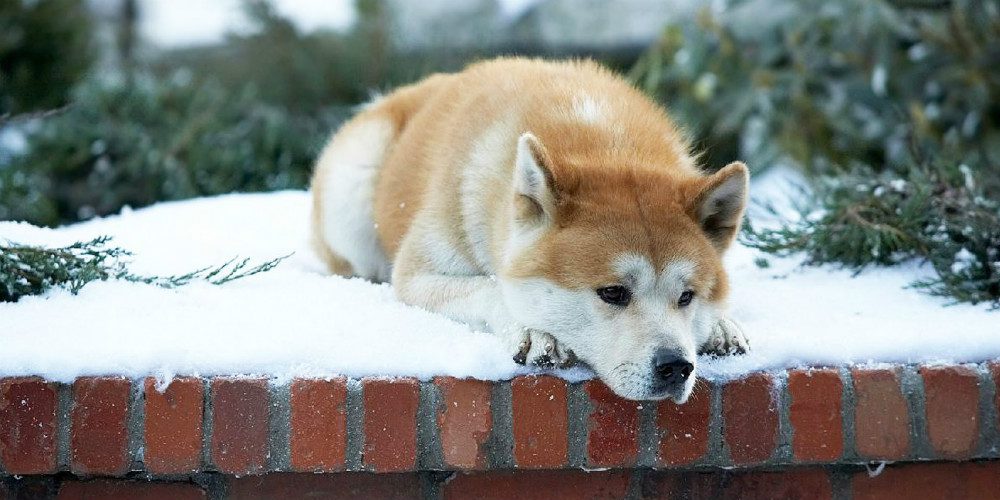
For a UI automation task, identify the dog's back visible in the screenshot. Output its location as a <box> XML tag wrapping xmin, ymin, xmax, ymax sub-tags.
<box><xmin>312</xmin><ymin>58</ymin><xmax>698</xmax><ymax>280</ymax></box>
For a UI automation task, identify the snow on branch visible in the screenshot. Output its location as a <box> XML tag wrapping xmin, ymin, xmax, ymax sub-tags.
<box><xmin>0</xmin><ymin>236</ymin><xmax>289</xmax><ymax>302</ymax></box>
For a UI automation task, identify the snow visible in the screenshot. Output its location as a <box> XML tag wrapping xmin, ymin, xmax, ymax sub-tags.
<box><xmin>137</xmin><ymin>0</ymin><xmax>542</xmax><ymax>48</ymax></box>
<box><xmin>139</xmin><ymin>0</ymin><xmax>356</xmax><ymax>47</ymax></box>
<box><xmin>951</xmin><ymin>248</ymin><xmax>977</xmax><ymax>274</ymax></box>
<box><xmin>1</xmin><ymin>170</ymin><xmax>998</xmax><ymax>385</ymax></box>
<box><xmin>497</xmin><ymin>0</ymin><xmax>543</xmax><ymax>19</ymax></box>
<box><xmin>871</xmin><ymin>64</ymin><xmax>887</xmax><ymax>96</ymax></box>
<box><xmin>0</xmin><ymin>125</ymin><xmax>28</xmax><ymax>160</ymax></box>
<box><xmin>0</xmin><ymin>192</ymin><xmax>547</xmax><ymax>384</ymax></box>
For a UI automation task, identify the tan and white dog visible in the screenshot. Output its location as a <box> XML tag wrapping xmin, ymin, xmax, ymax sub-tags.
<box><xmin>310</xmin><ymin>58</ymin><xmax>749</xmax><ymax>402</ymax></box>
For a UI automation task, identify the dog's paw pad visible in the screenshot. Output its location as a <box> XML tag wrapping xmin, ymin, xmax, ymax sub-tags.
<box><xmin>699</xmin><ymin>318</ymin><xmax>749</xmax><ymax>357</ymax></box>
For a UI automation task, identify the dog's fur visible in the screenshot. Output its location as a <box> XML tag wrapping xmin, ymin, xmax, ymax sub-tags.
<box><xmin>310</xmin><ymin>58</ymin><xmax>749</xmax><ymax>402</ymax></box>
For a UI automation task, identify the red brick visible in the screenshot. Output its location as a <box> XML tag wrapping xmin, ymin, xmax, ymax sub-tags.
<box><xmin>849</xmin><ymin>462</ymin><xmax>1000</xmax><ymax>500</ymax></box>
<box><xmin>641</xmin><ymin>469</ymin><xmax>832</xmax><ymax>500</ymax></box>
<box><xmin>921</xmin><ymin>365</ymin><xmax>980</xmax><ymax>459</ymax></box>
<box><xmin>445</xmin><ymin>470</ymin><xmax>630</xmax><ymax>500</ymax></box>
<box><xmin>647</xmin><ymin>471</ymin><xmax>731</xmax><ymax>499</ymax></box>
<box><xmin>71</xmin><ymin>377</ymin><xmax>131</xmax><ymax>476</ymax></box>
<box><xmin>788</xmin><ymin>369</ymin><xmax>843</xmax><ymax>462</ymax></box>
<box><xmin>657</xmin><ymin>380</ymin><xmax>711</xmax><ymax>466</ymax></box>
<box><xmin>585</xmin><ymin>380</ymin><xmax>639</xmax><ymax>467</ymax></box>
<box><xmin>362</xmin><ymin>378</ymin><xmax>419</xmax><ymax>472</ymax></box>
<box><xmin>143</xmin><ymin>377</ymin><xmax>203</xmax><ymax>474</ymax></box>
<box><xmin>228</xmin><ymin>472</ymin><xmax>421</xmax><ymax>500</ymax></box>
<box><xmin>210</xmin><ymin>378</ymin><xmax>269</xmax><ymax>475</ymax></box>
<box><xmin>991</xmin><ymin>362</ymin><xmax>1000</xmax><ymax>435</ymax></box>
<box><xmin>965</xmin><ymin>460</ymin><xmax>1000</xmax><ymax>499</ymax></box>
<box><xmin>638</xmin><ymin>471</ymin><xmax>681</xmax><ymax>499</ymax></box>
<box><xmin>851</xmin><ymin>368</ymin><xmax>910</xmax><ymax>460</ymax></box>
<box><xmin>57</xmin><ymin>479</ymin><xmax>205</xmax><ymax>500</ymax></box>
<box><xmin>720</xmin><ymin>469</ymin><xmax>833</xmax><ymax>500</ymax></box>
<box><xmin>0</xmin><ymin>377</ymin><xmax>58</xmax><ymax>474</ymax></box>
<box><xmin>435</xmin><ymin>377</ymin><xmax>492</xmax><ymax>470</ymax></box>
<box><xmin>511</xmin><ymin>376</ymin><xmax>568</xmax><ymax>468</ymax></box>
<box><xmin>289</xmin><ymin>378</ymin><xmax>347</xmax><ymax>472</ymax></box>
<box><xmin>851</xmin><ymin>463</ymin><xmax>980</xmax><ymax>500</ymax></box>
<box><xmin>722</xmin><ymin>373</ymin><xmax>777</xmax><ymax>465</ymax></box>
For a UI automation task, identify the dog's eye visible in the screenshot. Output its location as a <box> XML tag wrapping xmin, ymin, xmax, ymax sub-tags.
<box><xmin>596</xmin><ymin>285</ymin><xmax>631</xmax><ymax>307</ymax></box>
<box><xmin>677</xmin><ymin>290</ymin><xmax>695</xmax><ymax>307</ymax></box>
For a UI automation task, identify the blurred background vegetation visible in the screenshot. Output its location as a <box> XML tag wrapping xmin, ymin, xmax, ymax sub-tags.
<box><xmin>0</xmin><ymin>0</ymin><xmax>997</xmax><ymax>306</ymax></box>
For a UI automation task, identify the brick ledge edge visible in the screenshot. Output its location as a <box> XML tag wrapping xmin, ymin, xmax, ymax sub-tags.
<box><xmin>1</xmin><ymin>362</ymin><xmax>999</xmax><ymax>478</ymax></box>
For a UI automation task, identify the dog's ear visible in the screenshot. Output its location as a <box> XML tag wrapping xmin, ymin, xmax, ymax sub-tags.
<box><xmin>513</xmin><ymin>132</ymin><xmax>557</xmax><ymax>225</ymax></box>
<box><xmin>693</xmin><ymin>161</ymin><xmax>749</xmax><ymax>251</ymax></box>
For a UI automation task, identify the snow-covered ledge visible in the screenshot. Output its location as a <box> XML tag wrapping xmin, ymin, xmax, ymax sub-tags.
<box><xmin>2</xmin><ymin>184</ymin><xmax>999</xmax><ymax>387</ymax></box>
<box><xmin>3</xmin><ymin>363</ymin><xmax>1000</xmax><ymax>498</ymax></box>
<box><xmin>4</xmin><ymin>178</ymin><xmax>1000</xmax><ymax>498</ymax></box>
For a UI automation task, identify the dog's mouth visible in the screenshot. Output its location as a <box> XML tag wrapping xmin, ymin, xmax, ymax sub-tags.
<box><xmin>574</xmin><ymin>351</ymin><xmax>696</xmax><ymax>401</ymax></box>
<box><xmin>600</xmin><ymin>373</ymin><xmax>693</xmax><ymax>402</ymax></box>
<box><xmin>594</xmin><ymin>355</ymin><xmax>696</xmax><ymax>402</ymax></box>
<box><xmin>648</xmin><ymin>382</ymin><xmax>692</xmax><ymax>403</ymax></box>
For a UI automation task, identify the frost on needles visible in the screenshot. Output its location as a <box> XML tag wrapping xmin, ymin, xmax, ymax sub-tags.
<box><xmin>0</xmin><ymin>236</ymin><xmax>289</xmax><ymax>302</ymax></box>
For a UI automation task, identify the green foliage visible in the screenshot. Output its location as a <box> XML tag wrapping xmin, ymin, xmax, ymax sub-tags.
<box><xmin>743</xmin><ymin>159</ymin><xmax>1000</xmax><ymax>308</ymax></box>
<box><xmin>0</xmin><ymin>0</ymin><xmax>414</xmax><ymax>227</ymax></box>
<box><xmin>0</xmin><ymin>0</ymin><xmax>95</xmax><ymax>116</ymax></box>
<box><xmin>1</xmin><ymin>236</ymin><xmax>126</xmax><ymax>302</ymax></box>
<box><xmin>744</xmin><ymin>169</ymin><xmax>935</xmax><ymax>268</ymax></box>
<box><xmin>1</xmin><ymin>236</ymin><xmax>288</xmax><ymax>302</ymax></box>
<box><xmin>0</xmin><ymin>0</ymin><xmax>625</xmax><ymax>228</ymax></box>
<box><xmin>0</xmin><ymin>74</ymin><xmax>346</xmax><ymax>226</ymax></box>
<box><xmin>153</xmin><ymin>0</ymin><xmax>405</xmax><ymax>112</ymax></box>
<box><xmin>630</xmin><ymin>0</ymin><xmax>1000</xmax><ymax>179</ymax></box>
<box><xmin>631</xmin><ymin>0</ymin><xmax>1000</xmax><ymax>307</ymax></box>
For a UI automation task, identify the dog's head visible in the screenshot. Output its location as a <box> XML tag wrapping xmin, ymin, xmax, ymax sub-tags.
<box><xmin>500</xmin><ymin>133</ymin><xmax>748</xmax><ymax>402</ymax></box>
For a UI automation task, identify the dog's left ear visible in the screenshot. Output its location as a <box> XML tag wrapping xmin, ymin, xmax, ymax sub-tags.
<box><xmin>693</xmin><ymin>161</ymin><xmax>749</xmax><ymax>251</ymax></box>
<box><xmin>513</xmin><ymin>132</ymin><xmax>558</xmax><ymax>226</ymax></box>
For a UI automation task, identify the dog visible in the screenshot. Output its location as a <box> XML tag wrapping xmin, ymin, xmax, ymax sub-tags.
<box><xmin>310</xmin><ymin>58</ymin><xmax>749</xmax><ymax>402</ymax></box>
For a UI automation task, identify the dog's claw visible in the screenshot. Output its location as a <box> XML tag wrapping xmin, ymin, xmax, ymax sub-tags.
<box><xmin>513</xmin><ymin>340</ymin><xmax>530</xmax><ymax>365</ymax></box>
<box><xmin>533</xmin><ymin>354</ymin><xmax>554</xmax><ymax>369</ymax></box>
<box><xmin>699</xmin><ymin>317</ymin><xmax>749</xmax><ymax>357</ymax></box>
<box><xmin>559</xmin><ymin>349</ymin><xmax>578</xmax><ymax>369</ymax></box>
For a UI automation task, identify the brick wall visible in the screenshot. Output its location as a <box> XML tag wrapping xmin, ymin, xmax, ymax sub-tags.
<box><xmin>2</xmin><ymin>362</ymin><xmax>999</xmax><ymax>498</ymax></box>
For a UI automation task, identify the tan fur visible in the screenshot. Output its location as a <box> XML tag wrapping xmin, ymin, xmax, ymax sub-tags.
<box><xmin>309</xmin><ymin>73</ymin><xmax>454</xmax><ymax>278</ymax></box>
<box><xmin>310</xmin><ymin>57</ymin><xmax>749</xmax><ymax>401</ymax></box>
<box><xmin>373</xmin><ymin>59</ymin><xmax>697</xmax><ymax>259</ymax></box>
<box><xmin>370</xmin><ymin>59</ymin><xmax>733</xmax><ymax>299</ymax></box>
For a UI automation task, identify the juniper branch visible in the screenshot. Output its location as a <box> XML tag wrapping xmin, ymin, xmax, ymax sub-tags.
<box><xmin>0</xmin><ymin>237</ymin><xmax>290</xmax><ymax>302</ymax></box>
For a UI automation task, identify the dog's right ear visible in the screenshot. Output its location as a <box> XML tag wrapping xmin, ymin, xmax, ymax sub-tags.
<box><xmin>691</xmin><ymin>161</ymin><xmax>749</xmax><ymax>252</ymax></box>
<box><xmin>513</xmin><ymin>132</ymin><xmax>557</xmax><ymax>225</ymax></box>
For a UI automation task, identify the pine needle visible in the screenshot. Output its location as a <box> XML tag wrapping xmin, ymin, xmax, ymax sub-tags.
<box><xmin>0</xmin><ymin>237</ymin><xmax>290</xmax><ymax>302</ymax></box>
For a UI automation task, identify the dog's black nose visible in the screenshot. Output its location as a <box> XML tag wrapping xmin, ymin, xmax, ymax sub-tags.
<box><xmin>653</xmin><ymin>349</ymin><xmax>693</xmax><ymax>384</ymax></box>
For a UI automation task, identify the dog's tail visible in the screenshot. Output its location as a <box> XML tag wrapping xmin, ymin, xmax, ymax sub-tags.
<box><xmin>308</xmin><ymin>73</ymin><xmax>455</xmax><ymax>279</ymax></box>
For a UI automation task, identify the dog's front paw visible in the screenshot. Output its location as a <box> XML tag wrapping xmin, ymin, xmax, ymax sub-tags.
<box><xmin>510</xmin><ymin>328</ymin><xmax>577</xmax><ymax>369</ymax></box>
<box><xmin>699</xmin><ymin>317</ymin><xmax>749</xmax><ymax>356</ymax></box>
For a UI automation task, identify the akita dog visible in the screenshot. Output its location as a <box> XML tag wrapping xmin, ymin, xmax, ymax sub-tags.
<box><xmin>310</xmin><ymin>58</ymin><xmax>749</xmax><ymax>402</ymax></box>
